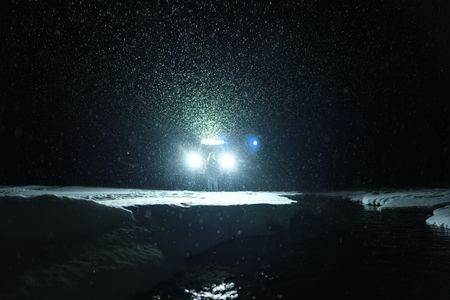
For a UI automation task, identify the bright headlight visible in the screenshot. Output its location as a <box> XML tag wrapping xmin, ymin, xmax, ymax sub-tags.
<box><xmin>186</xmin><ymin>152</ymin><xmax>203</xmax><ymax>169</ymax></box>
<box><xmin>219</xmin><ymin>153</ymin><xmax>236</xmax><ymax>170</ymax></box>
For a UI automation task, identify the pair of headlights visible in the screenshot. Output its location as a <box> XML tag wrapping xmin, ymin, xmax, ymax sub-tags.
<box><xmin>186</xmin><ymin>152</ymin><xmax>236</xmax><ymax>170</ymax></box>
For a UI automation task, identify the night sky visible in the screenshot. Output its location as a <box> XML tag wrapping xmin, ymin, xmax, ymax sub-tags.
<box><xmin>1</xmin><ymin>0</ymin><xmax>450</xmax><ymax>190</ymax></box>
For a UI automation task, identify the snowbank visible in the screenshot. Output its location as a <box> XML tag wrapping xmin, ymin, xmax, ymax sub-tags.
<box><xmin>426</xmin><ymin>205</ymin><xmax>450</xmax><ymax>229</ymax></box>
<box><xmin>317</xmin><ymin>189</ymin><xmax>450</xmax><ymax>230</ymax></box>
<box><xmin>0</xmin><ymin>186</ymin><xmax>299</xmax><ymax>299</ymax></box>
<box><xmin>320</xmin><ymin>189</ymin><xmax>450</xmax><ymax>211</ymax></box>
<box><xmin>0</xmin><ymin>186</ymin><xmax>297</xmax><ymax>207</ymax></box>
<box><xmin>359</xmin><ymin>190</ymin><xmax>450</xmax><ymax>211</ymax></box>
<box><xmin>0</xmin><ymin>186</ymin><xmax>298</xmax><ymax>249</ymax></box>
<box><xmin>0</xmin><ymin>195</ymin><xmax>133</xmax><ymax>245</ymax></box>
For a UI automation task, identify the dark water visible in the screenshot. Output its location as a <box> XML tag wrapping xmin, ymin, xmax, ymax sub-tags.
<box><xmin>133</xmin><ymin>197</ymin><xmax>450</xmax><ymax>300</ymax></box>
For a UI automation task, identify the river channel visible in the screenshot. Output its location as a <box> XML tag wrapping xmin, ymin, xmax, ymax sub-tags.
<box><xmin>134</xmin><ymin>196</ymin><xmax>450</xmax><ymax>300</ymax></box>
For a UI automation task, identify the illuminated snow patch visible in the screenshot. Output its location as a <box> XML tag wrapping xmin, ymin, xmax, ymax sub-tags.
<box><xmin>317</xmin><ymin>189</ymin><xmax>450</xmax><ymax>230</ymax></box>
<box><xmin>0</xmin><ymin>186</ymin><xmax>298</xmax><ymax>208</ymax></box>
<box><xmin>320</xmin><ymin>189</ymin><xmax>450</xmax><ymax>211</ymax></box>
<box><xmin>1</xmin><ymin>186</ymin><xmax>299</xmax><ymax>299</ymax></box>
<box><xmin>426</xmin><ymin>205</ymin><xmax>450</xmax><ymax>229</ymax></box>
<box><xmin>359</xmin><ymin>190</ymin><xmax>450</xmax><ymax>210</ymax></box>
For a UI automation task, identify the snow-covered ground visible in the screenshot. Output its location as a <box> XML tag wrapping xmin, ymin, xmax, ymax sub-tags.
<box><xmin>426</xmin><ymin>205</ymin><xmax>450</xmax><ymax>228</ymax></box>
<box><xmin>3</xmin><ymin>186</ymin><xmax>450</xmax><ymax>230</ymax></box>
<box><xmin>0</xmin><ymin>185</ymin><xmax>297</xmax><ymax>207</ymax></box>
<box><xmin>320</xmin><ymin>189</ymin><xmax>450</xmax><ymax>229</ymax></box>
<box><xmin>353</xmin><ymin>190</ymin><xmax>450</xmax><ymax>210</ymax></box>
<box><xmin>0</xmin><ymin>194</ymin><xmax>133</xmax><ymax>244</ymax></box>
<box><xmin>0</xmin><ymin>186</ymin><xmax>299</xmax><ymax>300</ymax></box>
<box><xmin>0</xmin><ymin>186</ymin><xmax>299</xmax><ymax>246</ymax></box>
<box><xmin>0</xmin><ymin>186</ymin><xmax>300</xmax><ymax>256</ymax></box>
<box><xmin>4</xmin><ymin>185</ymin><xmax>450</xmax><ymax>299</ymax></box>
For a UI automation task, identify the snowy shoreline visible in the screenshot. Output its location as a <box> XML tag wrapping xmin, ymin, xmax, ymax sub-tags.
<box><xmin>3</xmin><ymin>186</ymin><xmax>450</xmax><ymax>299</ymax></box>
<box><xmin>0</xmin><ymin>186</ymin><xmax>299</xmax><ymax>300</ymax></box>
<box><xmin>319</xmin><ymin>189</ymin><xmax>450</xmax><ymax>229</ymax></box>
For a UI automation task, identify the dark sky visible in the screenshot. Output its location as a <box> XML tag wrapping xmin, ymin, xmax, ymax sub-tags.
<box><xmin>1</xmin><ymin>0</ymin><xmax>450</xmax><ymax>190</ymax></box>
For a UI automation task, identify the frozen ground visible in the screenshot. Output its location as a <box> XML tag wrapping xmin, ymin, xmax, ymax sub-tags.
<box><xmin>0</xmin><ymin>186</ymin><xmax>299</xmax><ymax>300</ymax></box>
<box><xmin>2</xmin><ymin>186</ymin><xmax>450</xmax><ymax>230</ymax></box>
<box><xmin>0</xmin><ymin>194</ymin><xmax>133</xmax><ymax>244</ymax></box>
<box><xmin>3</xmin><ymin>185</ymin><xmax>450</xmax><ymax>299</ymax></box>
<box><xmin>426</xmin><ymin>205</ymin><xmax>450</xmax><ymax>228</ymax></box>
<box><xmin>0</xmin><ymin>186</ymin><xmax>299</xmax><ymax>256</ymax></box>
<box><xmin>320</xmin><ymin>189</ymin><xmax>450</xmax><ymax>229</ymax></box>
<box><xmin>0</xmin><ymin>185</ymin><xmax>297</xmax><ymax>207</ymax></box>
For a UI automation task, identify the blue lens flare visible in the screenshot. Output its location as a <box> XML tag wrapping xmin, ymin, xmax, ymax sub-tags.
<box><xmin>246</xmin><ymin>135</ymin><xmax>260</xmax><ymax>153</ymax></box>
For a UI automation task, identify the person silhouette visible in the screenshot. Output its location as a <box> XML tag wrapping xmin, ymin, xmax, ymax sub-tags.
<box><xmin>205</xmin><ymin>152</ymin><xmax>220</xmax><ymax>191</ymax></box>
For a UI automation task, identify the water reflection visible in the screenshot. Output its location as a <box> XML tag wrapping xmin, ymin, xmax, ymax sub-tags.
<box><xmin>185</xmin><ymin>282</ymin><xmax>238</xmax><ymax>300</ymax></box>
<box><xmin>430</xmin><ymin>227</ymin><xmax>450</xmax><ymax>241</ymax></box>
<box><xmin>140</xmin><ymin>198</ymin><xmax>450</xmax><ymax>300</ymax></box>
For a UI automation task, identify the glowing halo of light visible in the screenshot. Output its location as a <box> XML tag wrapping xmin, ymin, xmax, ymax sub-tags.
<box><xmin>186</xmin><ymin>152</ymin><xmax>203</xmax><ymax>169</ymax></box>
<box><xmin>201</xmin><ymin>138</ymin><xmax>225</xmax><ymax>146</ymax></box>
<box><xmin>246</xmin><ymin>134</ymin><xmax>260</xmax><ymax>153</ymax></box>
<box><xmin>219</xmin><ymin>153</ymin><xmax>236</xmax><ymax>170</ymax></box>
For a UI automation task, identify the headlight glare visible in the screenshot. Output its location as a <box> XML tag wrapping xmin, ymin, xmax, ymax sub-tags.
<box><xmin>219</xmin><ymin>153</ymin><xmax>236</xmax><ymax>170</ymax></box>
<box><xmin>186</xmin><ymin>152</ymin><xmax>202</xmax><ymax>169</ymax></box>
